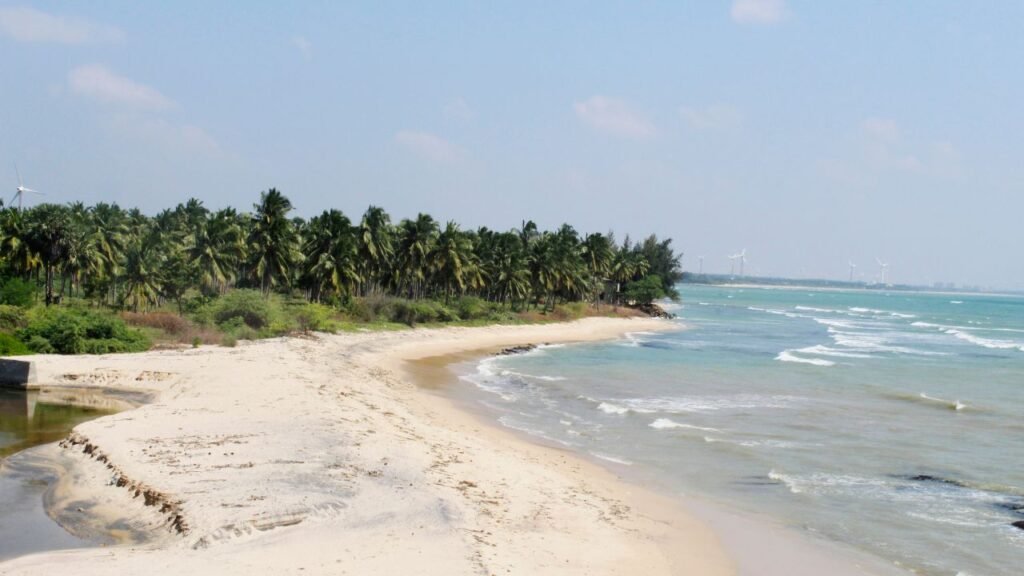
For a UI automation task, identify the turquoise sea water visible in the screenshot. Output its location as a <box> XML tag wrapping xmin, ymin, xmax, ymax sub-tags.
<box><xmin>459</xmin><ymin>285</ymin><xmax>1024</xmax><ymax>576</ymax></box>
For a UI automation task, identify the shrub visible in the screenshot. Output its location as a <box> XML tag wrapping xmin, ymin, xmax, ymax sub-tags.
<box><xmin>454</xmin><ymin>296</ymin><xmax>489</xmax><ymax>320</ymax></box>
<box><xmin>122</xmin><ymin>311</ymin><xmax>191</xmax><ymax>335</ymax></box>
<box><xmin>0</xmin><ymin>305</ymin><xmax>28</xmax><ymax>331</ymax></box>
<box><xmin>192</xmin><ymin>336</ymin><xmax>202</xmax><ymax>348</ymax></box>
<box><xmin>0</xmin><ymin>333</ymin><xmax>30</xmax><ymax>355</ymax></box>
<box><xmin>196</xmin><ymin>289</ymin><xmax>286</xmax><ymax>331</ymax></box>
<box><xmin>623</xmin><ymin>275</ymin><xmax>666</xmax><ymax>306</ymax></box>
<box><xmin>17</xmin><ymin>308</ymin><xmax>150</xmax><ymax>355</ymax></box>
<box><xmin>293</xmin><ymin>303</ymin><xmax>338</xmax><ymax>333</ymax></box>
<box><xmin>220</xmin><ymin>333</ymin><xmax>237</xmax><ymax>347</ymax></box>
<box><xmin>25</xmin><ymin>335</ymin><xmax>53</xmax><ymax>354</ymax></box>
<box><xmin>0</xmin><ymin>277</ymin><xmax>36</xmax><ymax>307</ymax></box>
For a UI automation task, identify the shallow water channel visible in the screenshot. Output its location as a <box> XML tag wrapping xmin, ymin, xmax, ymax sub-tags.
<box><xmin>0</xmin><ymin>388</ymin><xmax>116</xmax><ymax>561</ymax></box>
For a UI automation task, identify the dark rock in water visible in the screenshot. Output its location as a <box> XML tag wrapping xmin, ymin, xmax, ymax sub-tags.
<box><xmin>1012</xmin><ymin>520</ymin><xmax>1024</xmax><ymax>531</ymax></box>
<box><xmin>906</xmin><ymin>474</ymin><xmax>967</xmax><ymax>488</ymax></box>
<box><xmin>633</xmin><ymin>302</ymin><xmax>675</xmax><ymax>319</ymax></box>
<box><xmin>496</xmin><ymin>344</ymin><xmax>537</xmax><ymax>356</ymax></box>
<box><xmin>996</xmin><ymin>501</ymin><xmax>1024</xmax><ymax>516</ymax></box>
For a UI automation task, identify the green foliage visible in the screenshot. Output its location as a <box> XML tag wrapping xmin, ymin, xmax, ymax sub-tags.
<box><xmin>0</xmin><ymin>332</ymin><xmax>30</xmax><ymax>355</ymax></box>
<box><xmin>17</xmin><ymin>307</ymin><xmax>150</xmax><ymax>355</ymax></box>
<box><xmin>623</xmin><ymin>275</ymin><xmax>666</xmax><ymax>306</ymax></box>
<box><xmin>220</xmin><ymin>333</ymin><xmax>237</xmax><ymax>347</ymax></box>
<box><xmin>292</xmin><ymin>303</ymin><xmax>339</xmax><ymax>333</ymax></box>
<box><xmin>0</xmin><ymin>277</ymin><xmax>36</xmax><ymax>307</ymax></box>
<box><xmin>192</xmin><ymin>336</ymin><xmax>202</xmax><ymax>348</ymax></box>
<box><xmin>0</xmin><ymin>189</ymin><xmax>684</xmax><ymax>349</ymax></box>
<box><xmin>202</xmin><ymin>289</ymin><xmax>274</xmax><ymax>330</ymax></box>
<box><xmin>0</xmin><ymin>305</ymin><xmax>28</xmax><ymax>331</ymax></box>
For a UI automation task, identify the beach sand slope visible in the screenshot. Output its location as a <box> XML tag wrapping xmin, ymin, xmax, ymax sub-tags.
<box><xmin>1</xmin><ymin>317</ymin><xmax>732</xmax><ymax>575</ymax></box>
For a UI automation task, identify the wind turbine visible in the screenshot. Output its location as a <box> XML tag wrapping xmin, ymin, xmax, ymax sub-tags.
<box><xmin>11</xmin><ymin>164</ymin><xmax>43</xmax><ymax>210</ymax></box>
<box><xmin>876</xmin><ymin>258</ymin><xmax>890</xmax><ymax>285</ymax></box>
<box><xmin>738</xmin><ymin>249</ymin><xmax>747</xmax><ymax>276</ymax></box>
<box><xmin>848</xmin><ymin>260</ymin><xmax>857</xmax><ymax>282</ymax></box>
<box><xmin>727</xmin><ymin>253</ymin><xmax>738</xmax><ymax>275</ymax></box>
<box><xmin>698</xmin><ymin>255</ymin><xmax>704</xmax><ymax>275</ymax></box>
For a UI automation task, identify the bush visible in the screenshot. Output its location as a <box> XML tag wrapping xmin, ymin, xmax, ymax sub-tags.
<box><xmin>390</xmin><ymin>300</ymin><xmax>458</xmax><ymax>326</ymax></box>
<box><xmin>25</xmin><ymin>335</ymin><xmax>53</xmax><ymax>354</ymax></box>
<box><xmin>220</xmin><ymin>333</ymin><xmax>237</xmax><ymax>347</ymax></box>
<box><xmin>0</xmin><ymin>305</ymin><xmax>28</xmax><ymax>331</ymax></box>
<box><xmin>293</xmin><ymin>303</ymin><xmax>338</xmax><ymax>333</ymax></box>
<box><xmin>624</xmin><ymin>275</ymin><xmax>666</xmax><ymax>306</ymax></box>
<box><xmin>0</xmin><ymin>333</ymin><xmax>30</xmax><ymax>355</ymax></box>
<box><xmin>17</xmin><ymin>307</ymin><xmax>150</xmax><ymax>355</ymax></box>
<box><xmin>208</xmin><ymin>290</ymin><xmax>272</xmax><ymax>329</ymax></box>
<box><xmin>0</xmin><ymin>277</ymin><xmax>36</xmax><ymax>307</ymax></box>
<box><xmin>122</xmin><ymin>311</ymin><xmax>191</xmax><ymax>335</ymax></box>
<box><xmin>454</xmin><ymin>296</ymin><xmax>489</xmax><ymax>320</ymax></box>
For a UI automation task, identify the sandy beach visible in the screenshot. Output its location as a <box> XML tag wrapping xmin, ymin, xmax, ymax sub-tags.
<box><xmin>0</xmin><ymin>317</ymin><xmax>913</xmax><ymax>576</ymax></box>
<box><xmin>0</xmin><ymin>318</ymin><xmax>737</xmax><ymax>575</ymax></box>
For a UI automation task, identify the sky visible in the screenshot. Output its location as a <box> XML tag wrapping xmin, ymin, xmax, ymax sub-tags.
<box><xmin>1</xmin><ymin>1</ymin><xmax>1023</xmax><ymax>289</ymax></box>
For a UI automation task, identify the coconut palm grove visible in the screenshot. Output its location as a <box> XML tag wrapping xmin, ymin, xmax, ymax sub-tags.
<box><xmin>0</xmin><ymin>189</ymin><xmax>681</xmax><ymax>354</ymax></box>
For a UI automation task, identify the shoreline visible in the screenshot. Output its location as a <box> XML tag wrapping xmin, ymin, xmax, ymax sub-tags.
<box><xmin>0</xmin><ymin>318</ymin><xmax>901</xmax><ymax>575</ymax></box>
<box><xmin>420</xmin><ymin>341</ymin><xmax>909</xmax><ymax>576</ymax></box>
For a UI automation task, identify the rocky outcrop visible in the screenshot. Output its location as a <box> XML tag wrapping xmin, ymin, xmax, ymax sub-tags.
<box><xmin>496</xmin><ymin>344</ymin><xmax>538</xmax><ymax>356</ymax></box>
<box><xmin>634</xmin><ymin>303</ymin><xmax>675</xmax><ymax>319</ymax></box>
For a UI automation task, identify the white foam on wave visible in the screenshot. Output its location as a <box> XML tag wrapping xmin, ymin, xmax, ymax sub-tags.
<box><xmin>950</xmin><ymin>300</ymin><xmax>963</xmax><ymax>304</ymax></box>
<box><xmin>501</xmin><ymin>370</ymin><xmax>567</xmax><ymax>382</ymax></box>
<box><xmin>943</xmin><ymin>328</ymin><xmax>1024</xmax><ymax>352</ymax></box>
<box><xmin>597</xmin><ymin>402</ymin><xmax>630</xmax><ymax>415</ymax></box>
<box><xmin>813</xmin><ymin>317</ymin><xmax>860</xmax><ymax>329</ymax></box>
<box><xmin>919</xmin><ymin>393</ymin><xmax>967</xmax><ymax>411</ymax></box>
<box><xmin>776</xmin><ymin>350</ymin><xmax>836</xmax><ymax>367</ymax></box>
<box><xmin>795</xmin><ymin>345</ymin><xmax>873</xmax><ymax>359</ymax></box>
<box><xmin>748</xmin><ymin>306</ymin><xmax>802</xmax><ymax>319</ymax></box>
<box><xmin>620</xmin><ymin>394</ymin><xmax>803</xmax><ymax>414</ymax></box>
<box><xmin>794</xmin><ymin>305</ymin><xmax>839</xmax><ymax>313</ymax></box>
<box><xmin>649</xmin><ymin>418</ymin><xmax>721</xmax><ymax>432</ymax></box>
<box><xmin>590</xmin><ymin>452</ymin><xmax>633</xmax><ymax>466</ymax></box>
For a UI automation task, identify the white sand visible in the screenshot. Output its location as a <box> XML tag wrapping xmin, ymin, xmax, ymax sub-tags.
<box><xmin>1</xmin><ymin>318</ymin><xmax>735</xmax><ymax>575</ymax></box>
<box><xmin>1</xmin><ymin>317</ymin><xmax>906</xmax><ymax>576</ymax></box>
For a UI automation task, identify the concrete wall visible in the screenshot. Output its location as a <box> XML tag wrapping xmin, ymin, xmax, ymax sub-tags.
<box><xmin>0</xmin><ymin>359</ymin><xmax>37</xmax><ymax>389</ymax></box>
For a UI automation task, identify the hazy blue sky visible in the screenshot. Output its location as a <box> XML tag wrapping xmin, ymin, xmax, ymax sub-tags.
<box><xmin>2</xmin><ymin>1</ymin><xmax>1022</xmax><ymax>289</ymax></box>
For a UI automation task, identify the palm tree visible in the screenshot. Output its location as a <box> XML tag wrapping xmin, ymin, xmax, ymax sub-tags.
<box><xmin>0</xmin><ymin>209</ymin><xmax>40</xmax><ymax>280</ymax></box>
<box><xmin>121</xmin><ymin>232</ymin><xmax>164</xmax><ymax>312</ymax></box>
<box><xmin>486</xmin><ymin>232</ymin><xmax>530</xmax><ymax>307</ymax></box>
<box><xmin>429</xmin><ymin>221</ymin><xmax>476</xmax><ymax>303</ymax></box>
<box><xmin>248</xmin><ymin>189</ymin><xmax>300</xmax><ymax>295</ymax></box>
<box><xmin>24</xmin><ymin>204</ymin><xmax>72</xmax><ymax>305</ymax></box>
<box><xmin>396</xmin><ymin>213</ymin><xmax>438</xmax><ymax>299</ymax></box>
<box><xmin>358</xmin><ymin>206</ymin><xmax>394</xmax><ymax>296</ymax></box>
<box><xmin>191</xmin><ymin>208</ymin><xmax>245</xmax><ymax>294</ymax></box>
<box><xmin>303</xmin><ymin>210</ymin><xmax>361</xmax><ymax>302</ymax></box>
<box><xmin>581</xmin><ymin>232</ymin><xmax>613</xmax><ymax>304</ymax></box>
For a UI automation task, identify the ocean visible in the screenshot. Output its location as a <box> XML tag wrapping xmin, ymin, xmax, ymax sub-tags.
<box><xmin>456</xmin><ymin>285</ymin><xmax>1024</xmax><ymax>576</ymax></box>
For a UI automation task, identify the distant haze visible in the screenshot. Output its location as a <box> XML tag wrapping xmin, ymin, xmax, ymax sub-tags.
<box><xmin>2</xmin><ymin>2</ymin><xmax>1022</xmax><ymax>290</ymax></box>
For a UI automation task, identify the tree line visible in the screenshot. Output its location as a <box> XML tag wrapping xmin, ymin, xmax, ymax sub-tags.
<box><xmin>0</xmin><ymin>189</ymin><xmax>682</xmax><ymax>312</ymax></box>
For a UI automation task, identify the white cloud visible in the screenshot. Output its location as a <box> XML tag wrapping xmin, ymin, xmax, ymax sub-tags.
<box><xmin>292</xmin><ymin>36</ymin><xmax>312</xmax><ymax>59</ymax></box>
<box><xmin>679</xmin><ymin>104</ymin><xmax>742</xmax><ymax>131</ymax></box>
<box><xmin>395</xmin><ymin>131</ymin><xmax>465</xmax><ymax>164</ymax></box>
<box><xmin>861</xmin><ymin>117</ymin><xmax>901</xmax><ymax>143</ymax></box>
<box><xmin>0</xmin><ymin>6</ymin><xmax>123</xmax><ymax>44</ymax></box>
<box><xmin>68</xmin><ymin>65</ymin><xmax>175</xmax><ymax>110</ymax></box>
<box><xmin>443</xmin><ymin>97</ymin><xmax>476</xmax><ymax>122</ymax></box>
<box><xmin>573</xmin><ymin>96</ymin><xmax>655</xmax><ymax>138</ymax></box>
<box><xmin>731</xmin><ymin>0</ymin><xmax>787</xmax><ymax>25</ymax></box>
